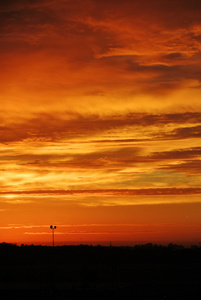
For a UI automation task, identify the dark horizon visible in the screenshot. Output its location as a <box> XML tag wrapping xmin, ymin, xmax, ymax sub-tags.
<box><xmin>1</xmin><ymin>241</ymin><xmax>201</xmax><ymax>299</ymax></box>
<box><xmin>1</xmin><ymin>240</ymin><xmax>201</xmax><ymax>248</ymax></box>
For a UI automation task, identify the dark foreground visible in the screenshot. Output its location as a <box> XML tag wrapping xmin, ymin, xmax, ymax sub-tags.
<box><xmin>0</xmin><ymin>243</ymin><xmax>201</xmax><ymax>299</ymax></box>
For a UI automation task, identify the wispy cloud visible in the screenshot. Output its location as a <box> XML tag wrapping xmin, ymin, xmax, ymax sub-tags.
<box><xmin>0</xmin><ymin>112</ymin><xmax>201</xmax><ymax>143</ymax></box>
<box><xmin>1</xmin><ymin>187</ymin><xmax>201</xmax><ymax>197</ymax></box>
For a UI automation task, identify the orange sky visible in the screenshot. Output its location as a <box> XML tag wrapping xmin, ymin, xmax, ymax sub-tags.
<box><xmin>1</xmin><ymin>0</ymin><xmax>201</xmax><ymax>246</ymax></box>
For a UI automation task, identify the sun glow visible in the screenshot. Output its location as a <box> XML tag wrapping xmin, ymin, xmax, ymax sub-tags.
<box><xmin>2</xmin><ymin>194</ymin><xmax>17</xmax><ymax>199</ymax></box>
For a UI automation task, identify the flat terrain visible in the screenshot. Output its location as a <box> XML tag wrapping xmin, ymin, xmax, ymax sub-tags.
<box><xmin>0</xmin><ymin>243</ymin><xmax>201</xmax><ymax>299</ymax></box>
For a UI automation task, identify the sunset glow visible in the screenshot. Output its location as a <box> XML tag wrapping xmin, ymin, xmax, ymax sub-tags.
<box><xmin>1</xmin><ymin>0</ymin><xmax>201</xmax><ymax>245</ymax></box>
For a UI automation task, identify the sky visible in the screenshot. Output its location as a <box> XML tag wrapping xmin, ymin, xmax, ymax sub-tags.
<box><xmin>0</xmin><ymin>0</ymin><xmax>201</xmax><ymax>246</ymax></box>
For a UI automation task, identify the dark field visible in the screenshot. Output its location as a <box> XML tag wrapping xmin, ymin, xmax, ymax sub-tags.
<box><xmin>0</xmin><ymin>243</ymin><xmax>201</xmax><ymax>299</ymax></box>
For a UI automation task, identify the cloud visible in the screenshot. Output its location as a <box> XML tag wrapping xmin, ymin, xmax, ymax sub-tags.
<box><xmin>1</xmin><ymin>1</ymin><xmax>201</xmax><ymax>202</ymax></box>
<box><xmin>166</xmin><ymin>126</ymin><xmax>201</xmax><ymax>140</ymax></box>
<box><xmin>150</xmin><ymin>147</ymin><xmax>201</xmax><ymax>160</ymax></box>
<box><xmin>159</xmin><ymin>160</ymin><xmax>201</xmax><ymax>175</ymax></box>
<box><xmin>1</xmin><ymin>187</ymin><xmax>201</xmax><ymax>197</ymax></box>
<box><xmin>0</xmin><ymin>112</ymin><xmax>201</xmax><ymax>143</ymax></box>
<box><xmin>27</xmin><ymin>146</ymin><xmax>201</xmax><ymax>170</ymax></box>
<box><xmin>1</xmin><ymin>0</ymin><xmax>201</xmax><ymax>106</ymax></box>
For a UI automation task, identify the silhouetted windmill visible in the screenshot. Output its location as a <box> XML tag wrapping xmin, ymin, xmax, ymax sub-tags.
<box><xmin>50</xmin><ymin>225</ymin><xmax>56</xmax><ymax>247</ymax></box>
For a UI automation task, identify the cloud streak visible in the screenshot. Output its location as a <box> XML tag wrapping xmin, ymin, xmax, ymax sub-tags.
<box><xmin>1</xmin><ymin>112</ymin><xmax>201</xmax><ymax>143</ymax></box>
<box><xmin>1</xmin><ymin>187</ymin><xmax>201</xmax><ymax>197</ymax></box>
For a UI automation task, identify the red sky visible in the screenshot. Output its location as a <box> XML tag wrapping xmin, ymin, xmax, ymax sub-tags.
<box><xmin>1</xmin><ymin>0</ymin><xmax>201</xmax><ymax>246</ymax></box>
